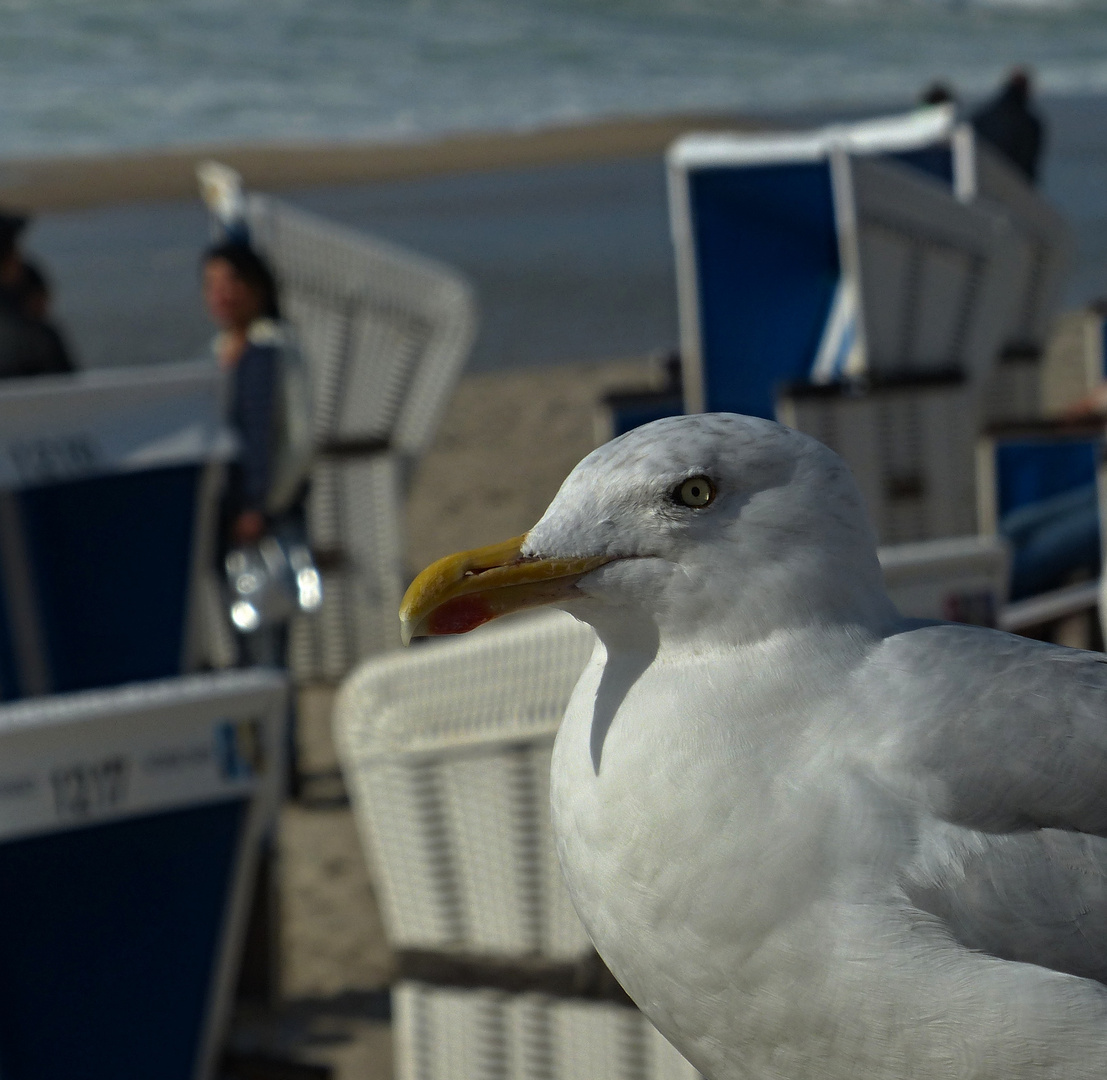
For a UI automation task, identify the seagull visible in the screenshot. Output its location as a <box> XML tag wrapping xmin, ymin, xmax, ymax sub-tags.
<box><xmin>400</xmin><ymin>412</ymin><xmax>1107</xmax><ymax>1080</ymax></box>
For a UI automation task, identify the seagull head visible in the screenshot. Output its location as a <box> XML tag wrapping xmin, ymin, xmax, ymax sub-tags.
<box><xmin>401</xmin><ymin>413</ymin><xmax>896</xmax><ymax>648</ymax></box>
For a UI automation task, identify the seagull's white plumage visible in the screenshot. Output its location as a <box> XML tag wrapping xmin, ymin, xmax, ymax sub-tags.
<box><xmin>402</xmin><ymin>412</ymin><xmax>1107</xmax><ymax>1079</ymax></box>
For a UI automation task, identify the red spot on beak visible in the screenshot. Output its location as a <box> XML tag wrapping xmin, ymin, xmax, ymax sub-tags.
<box><xmin>427</xmin><ymin>595</ymin><xmax>497</xmax><ymax>636</ymax></box>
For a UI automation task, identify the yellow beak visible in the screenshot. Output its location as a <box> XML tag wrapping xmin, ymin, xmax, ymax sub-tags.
<box><xmin>399</xmin><ymin>533</ymin><xmax>610</xmax><ymax>645</ymax></box>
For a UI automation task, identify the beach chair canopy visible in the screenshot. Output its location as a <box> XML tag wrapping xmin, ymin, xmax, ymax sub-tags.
<box><xmin>0</xmin><ymin>363</ymin><xmax>230</xmax><ymax>699</ymax></box>
<box><xmin>0</xmin><ymin>668</ymin><xmax>286</xmax><ymax>1080</ymax></box>
<box><xmin>245</xmin><ymin>194</ymin><xmax>477</xmax><ymax>470</ymax></box>
<box><xmin>242</xmin><ymin>196</ymin><xmax>475</xmax><ymax>680</ymax></box>
<box><xmin>668</xmin><ymin>106</ymin><xmax>1028</xmax><ymax>420</ymax></box>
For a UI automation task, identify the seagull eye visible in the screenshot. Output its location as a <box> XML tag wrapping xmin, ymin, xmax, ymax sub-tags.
<box><xmin>675</xmin><ymin>475</ymin><xmax>716</xmax><ymax>509</ymax></box>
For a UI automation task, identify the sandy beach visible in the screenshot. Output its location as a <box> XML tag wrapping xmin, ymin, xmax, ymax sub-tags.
<box><xmin>0</xmin><ymin>112</ymin><xmax>756</xmax><ymax>214</ymax></box>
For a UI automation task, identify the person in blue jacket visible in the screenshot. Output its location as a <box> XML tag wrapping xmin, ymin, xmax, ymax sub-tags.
<box><xmin>202</xmin><ymin>240</ymin><xmax>287</xmax><ymax>551</ymax></box>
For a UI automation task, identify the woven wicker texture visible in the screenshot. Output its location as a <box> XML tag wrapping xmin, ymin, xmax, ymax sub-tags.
<box><xmin>969</xmin><ymin>138</ymin><xmax>1071</xmax><ymax>355</ymax></box>
<box><xmin>849</xmin><ymin>155</ymin><xmax>1027</xmax><ymax>387</ymax></box>
<box><xmin>394</xmin><ymin>982</ymin><xmax>702</xmax><ymax>1080</ymax></box>
<box><xmin>244</xmin><ymin>194</ymin><xmax>477</xmax><ymax>462</ymax></box>
<box><xmin>982</xmin><ymin>354</ymin><xmax>1042</xmax><ymax>427</ymax></box>
<box><xmin>288</xmin><ymin>451</ymin><xmax>406</xmax><ymax>681</ymax></box>
<box><xmin>335</xmin><ymin>611</ymin><xmax>596</xmax><ymax>958</ymax></box>
<box><xmin>239</xmin><ymin>195</ymin><xmax>477</xmax><ymax>684</ymax></box>
<box><xmin>778</xmin><ymin>380</ymin><xmax>978</xmax><ymax>544</ymax></box>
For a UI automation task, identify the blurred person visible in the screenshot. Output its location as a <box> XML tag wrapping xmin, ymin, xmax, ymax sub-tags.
<box><xmin>919</xmin><ymin>81</ymin><xmax>956</xmax><ymax>108</ymax></box>
<box><xmin>201</xmin><ymin>240</ymin><xmax>313</xmax><ymax>666</ymax></box>
<box><xmin>971</xmin><ymin>67</ymin><xmax>1043</xmax><ymax>183</ymax></box>
<box><xmin>203</xmin><ymin>240</ymin><xmax>285</xmax><ymax>550</ymax></box>
<box><xmin>0</xmin><ymin>211</ymin><xmax>74</xmax><ymax>378</ymax></box>
<box><xmin>17</xmin><ymin>258</ymin><xmax>75</xmax><ymax>371</ymax></box>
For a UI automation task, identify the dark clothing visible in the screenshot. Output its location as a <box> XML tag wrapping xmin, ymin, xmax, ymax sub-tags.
<box><xmin>971</xmin><ymin>84</ymin><xmax>1043</xmax><ymax>183</ymax></box>
<box><xmin>0</xmin><ymin>287</ymin><xmax>74</xmax><ymax>378</ymax></box>
<box><xmin>224</xmin><ymin>339</ymin><xmax>279</xmax><ymax>523</ymax></box>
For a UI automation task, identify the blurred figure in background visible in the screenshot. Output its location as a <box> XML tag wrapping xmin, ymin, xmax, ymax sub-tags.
<box><xmin>18</xmin><ymin>258</ymin><xmax>75</xmax><ymax>371</ymax></box>
<box><xmin>201</xmin><ymin>238</ymin><xmax>314</xmax><ymax>670</ymax></box>
<box><xmin>203</xmin><ymin>241</ymin><xmax>286</xmax><ymax>550</ymax></box>
<box><xmin>972</xmin><ymin>68</ymin><xmax>1044</xmax><ymax>183</ymax></box>
<box><xmin>0</xmin><ymin>211</ymin><xmax>74</xmax><ymax>378</ymax></box>
<box><xmin>919</xmin><ymin>81</ymin><xmax>956</xmax><ymax>108</ymax></box>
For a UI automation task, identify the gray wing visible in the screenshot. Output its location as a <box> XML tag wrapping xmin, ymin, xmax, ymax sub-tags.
<box><xmin>907</xmin><ymin>827</ymin><xmax>1107</xmax><ymax>983</ymax></box>
<box><xmin>863</xmin><ymin>625</ymin><xmax>1107</xmax><ymax>981</ymax></box>
<box><xmin>865</xmin><ymin>623</ymin><xmax>1107</xmax><ymax>836</ymax></box>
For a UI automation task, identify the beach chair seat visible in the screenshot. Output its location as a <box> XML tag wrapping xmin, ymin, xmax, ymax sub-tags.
<box><xmin>0</xmin><ymin>668</ymin><xmax>286</xmax><ymax>1080</ymax></box>
<box><xmin>336</xmin><ymin>611</ymin><xmax>709</xmax><ymax>1079</ymax></box>
<box><xmin>776</xmin><ymin>374</ymin><xmax>978</xmax><ymax>545</ymax></box>
<box><xmin>668</xmin><ymin>108</ymin><xmax>1029</xmax><ymax>421</ymax></box>
<box><xmin>0</xmin><ymin>363</ymin><xmax>230</xmax><ymax>699</ymax></box>
<box><xmin>878</xmin><ymin>534</ymin><xmax>1009</xmax><ymax>627</ymax></box>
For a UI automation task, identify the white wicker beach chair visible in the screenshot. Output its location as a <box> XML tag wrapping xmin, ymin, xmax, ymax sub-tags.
<box><xmin>244</xmin><ymin>193</ymin><xmax>477</xmax><ymax>469</ymax></box>
<box><xmin>335</xmin><ymin>609</ymin><xmax>597</xmax><ymax>959</ymax></box>
<box><xmin>241</xmin><ymin>193</ymin><xmax>478</xmax><ymax>681</ymax></box>
<box><xmin>776</xmin><ymin>375</ymin><xmax>978</xmax><ymax>544</ymax></box>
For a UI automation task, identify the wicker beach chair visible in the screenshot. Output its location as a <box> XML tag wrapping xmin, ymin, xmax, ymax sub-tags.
<box><xmin>242</xmin><ymin>194</ymin><xmax>478</xmax><ymax>680</ymax></box>
<box><xmin>668</xmin><ymin>108</ymin><xmax>1029</xmax><ymax>422</ymax></box>
<box><xmin>335</xmin><ymin>609</ymin><xmax>595</xmax><ymax>960</ymax></box>
<box><xmin>244</xmin><ymin>194</ymin><xmax>477</xmax><ymax>469</ymax></box>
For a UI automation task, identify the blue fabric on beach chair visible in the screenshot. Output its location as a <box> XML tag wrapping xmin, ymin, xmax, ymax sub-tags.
<box><xmin>680</xmin><ymin>160</ymin><xmax>840</xmax><ymax>420</ymax></box>
<box><xmin>981</xmin><ymin>427</ymin><xmax>1104</xmax><ymax>601</ymax></box>
<box><xmin>18</xmin><ymin>465</ymin><xmax>204</xmax><ymax>692</ymax></box>
<box><xmin>0</xmin><ymin>669</ymin><xmax>286</xmax><ymax>1080</ymax></box>
<box><xmin>0</xmin><ymin>363</ymin><xmax>231</xmax><ymax>700</ymax></box>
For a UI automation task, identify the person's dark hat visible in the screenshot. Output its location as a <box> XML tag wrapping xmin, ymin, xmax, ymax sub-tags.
<box><xmin>0</xmin><ymin>211</ymin><xmax>29</xmax><ymax>257</ymax></box>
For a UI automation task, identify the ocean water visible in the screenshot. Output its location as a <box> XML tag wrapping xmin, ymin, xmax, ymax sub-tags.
<box><xmin>2</xmin><ymin>0</ymin><xmax>1107</xmax><ymax>157</ymax></box>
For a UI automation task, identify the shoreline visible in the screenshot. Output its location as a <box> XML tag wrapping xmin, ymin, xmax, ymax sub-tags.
<box><xmin>5</xmin><ymin>88</ymin><xmax>1106</xmax><ymax>216</ymax></box>
<box><xmin>0</xmin><ymin>111</ymin><xmax>758</xmax><ymax>213</ymax></box>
